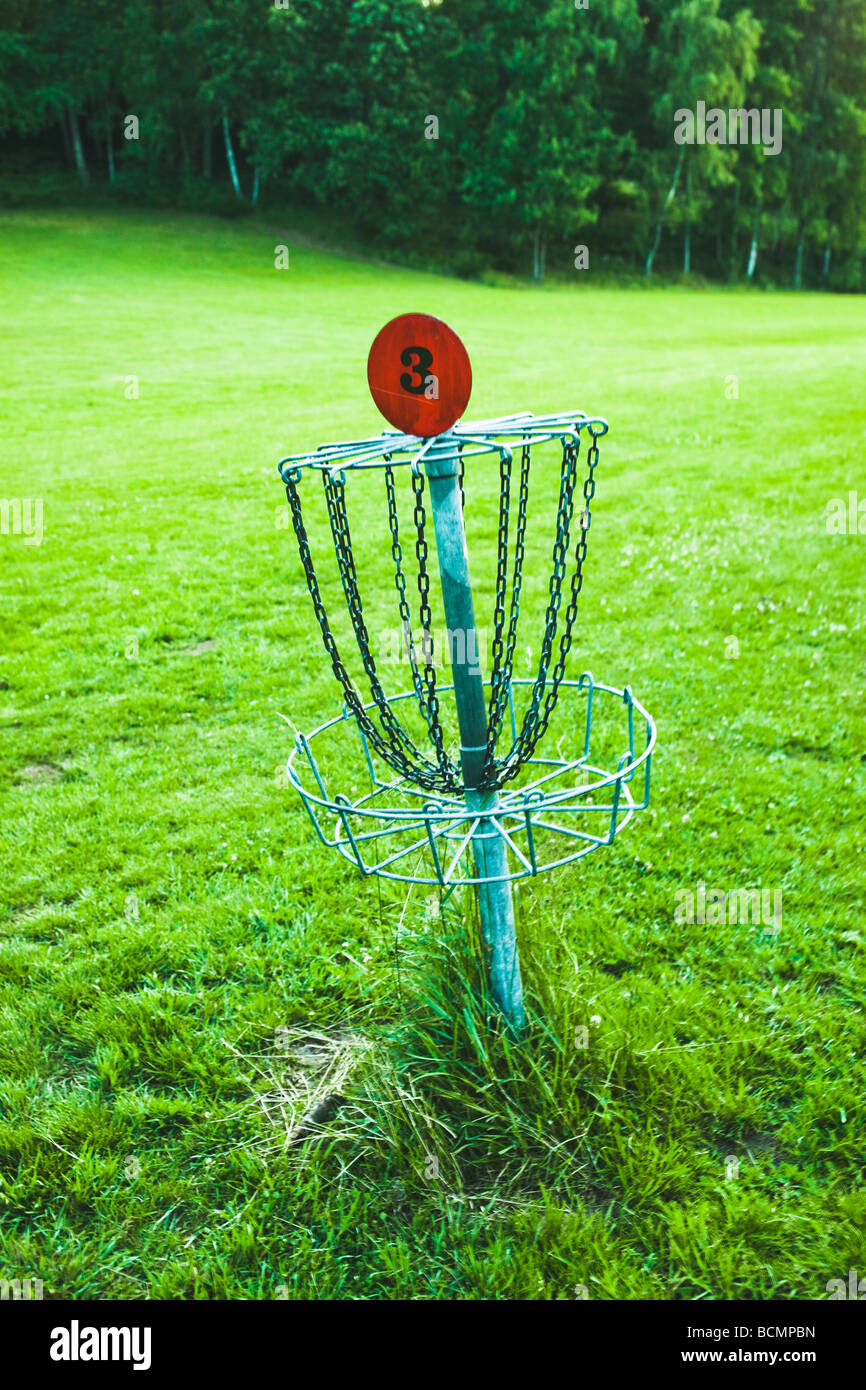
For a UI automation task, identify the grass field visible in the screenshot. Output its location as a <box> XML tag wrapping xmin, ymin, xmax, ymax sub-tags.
<box><xmin>1</xmin><ymin>208</ymin><xmax>864</xmax><ymax>1300</ymax></box>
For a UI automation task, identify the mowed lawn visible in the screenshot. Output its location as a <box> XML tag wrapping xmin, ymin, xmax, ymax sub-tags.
<box><xmin>0</xmin><ymin>208</ymin><xmax>864</xmax><ymax>1300</ymax></box>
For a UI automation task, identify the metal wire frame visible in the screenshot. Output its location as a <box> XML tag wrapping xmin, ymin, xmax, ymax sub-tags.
<box><xmin>283</xmin><ymin>674</ymin><xmax>656</xmax><ymax>887</ymax></box>
<box><xmin>277</xmin><ymin>410</ymin><xmax>609</xmax><ymax>482</ymax></box>
<box><xmin>279</xmin><ymin>410</ymin><xmax>608</xmax><ymax>796</ymax></box>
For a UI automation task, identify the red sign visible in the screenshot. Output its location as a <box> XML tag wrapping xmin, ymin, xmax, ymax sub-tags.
<box><xmin>366</xmin><ymin>313</ymin><xmax>472</xmax><ymax>437</ymax></box>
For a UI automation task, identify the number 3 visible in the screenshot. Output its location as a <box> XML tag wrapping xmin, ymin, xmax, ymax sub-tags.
<box><xmin>400</xmin><ymin>345</ymin><xmax>434</xmax><ymax>395</ymax></box>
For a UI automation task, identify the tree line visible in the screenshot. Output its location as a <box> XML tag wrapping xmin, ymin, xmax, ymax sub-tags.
<box><xmin>2</xmin><ymin>0</ymin><xmax>865</xmax><ymax>288</ymax></box>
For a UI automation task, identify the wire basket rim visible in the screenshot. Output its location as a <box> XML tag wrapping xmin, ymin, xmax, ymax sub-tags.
<box><xmin>284</xmin><ymin>673</ymin><xmax>656</xmax><ymax>821</ymax></box>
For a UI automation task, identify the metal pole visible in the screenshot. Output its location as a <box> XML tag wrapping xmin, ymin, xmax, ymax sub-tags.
<box><xmin>424</xmin><ymin>439</ymin><xmax>526</xmax><ymax>1033</ymax></box>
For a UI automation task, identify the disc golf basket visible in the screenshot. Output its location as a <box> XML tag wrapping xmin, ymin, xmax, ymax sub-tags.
<box><xmin>276</xmin><ymin>315</ymin><xmax>656</xmax><ymax>1032</ymax></box>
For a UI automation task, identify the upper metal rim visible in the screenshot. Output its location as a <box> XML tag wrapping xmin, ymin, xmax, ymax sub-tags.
<box><xmin>278</xmin><ymin>410</ymin><xmax>610</xmax><ymax>480</ymax></box>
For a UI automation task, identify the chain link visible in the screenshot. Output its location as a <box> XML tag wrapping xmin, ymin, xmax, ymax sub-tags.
<box><xmin>324</xmin><ymin>470</ymin><xmax>456</xmax><ymax>785</ymax></box>
<box><xmin>492</xmin><ymin>431</ymin><xmax>597</xmax><ymax>786</ymax></box>
<box><xmin>284</xmin><ymin>424</ymin><xmax>601</xmax><ymax>796</ymax></box>
<box><xmin>485</xmin><ymin>444</ymin><xmax>510</xmax><ymax>739</ymax></box>
<box><xmin>285</xmin><ymin>470</ymin><xmax>459</xmax><ymax>792</ymax></box>
<box><xmin>483</xmin><ymin>438</ymin><xmax>530</xmax><ymax>778</ymax></box>
<box><xmin>410</xmin><ymin>469</ymin><xmax>457</xmax><ymax>780</ymax></box>
<box><xmin>385</xmin><ymin>463</ymin><xmax>454</xmax><ymax>781</ymax></box>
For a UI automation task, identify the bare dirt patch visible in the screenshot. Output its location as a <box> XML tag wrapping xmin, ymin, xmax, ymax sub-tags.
<box><xmin>223</xmin><ymin>1027</ymin><xmax>372</xmax><ymax>1152</ymax></box>
<box><xmin>180</xmin><ymin>639</ymin><xmax>218</xmax><ymax>655</ymax></box>
<box><xmin>17</xmin><ymin>761</ymin><xmax>64</xmax><ymax>785</ymax></box>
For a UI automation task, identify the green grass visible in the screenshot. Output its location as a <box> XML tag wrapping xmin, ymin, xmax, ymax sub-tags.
<box><xmin>0</xmin><ymin>208</ymin><xmax>864</xmax><ymax>1300</ymax></box>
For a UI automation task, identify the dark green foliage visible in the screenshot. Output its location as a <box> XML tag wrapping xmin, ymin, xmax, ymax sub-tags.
<box><xmin>1</xmin><ymin>0</ymin><xmax>864</xmax><ymax>283</ymax></box>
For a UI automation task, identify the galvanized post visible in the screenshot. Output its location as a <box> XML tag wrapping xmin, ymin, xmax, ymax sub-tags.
<box><xmin>424</xmin><ymin>438</ymin><xmax>526</xmax><ymax>1033</ymax></box>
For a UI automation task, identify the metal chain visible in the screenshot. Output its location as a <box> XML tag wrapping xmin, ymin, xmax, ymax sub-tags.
<box><xmin>284</xmin><ymin>473</ymin><xmax>397</xmax><ymax>768</ymax></box>
<box><xmin>385</xmin><ymin>461</ymin><xmax>426</xmax><ymax>698</ymax></box>
<box><xmin>385</xmin><ymin>463</ymin><xmax>454</xmax><ymax>781</ymax></box>
<box><xmin>483</xmin><ymin>444</ymin><xmax>512</xmax><ymax>764</ymax></box>
<box><xmin>323</xmin><ymin>470</ymin><xmax>442</xmax><ymax>777</ymax></box>
<box><xmin>410</xmin><ymin>469</ymin><xmax>461</xmax><ymax>784</ymax></box>
<box><xmin>507</xmin><ymin>436</ymin><xmax>579</xmax><ymax>762</ymax></box>
<box><xmin>493</xmin><ymin>431</ymin><xmax>596</xmax><ymax>785</ymax></box>
<box><xmin>285</xmin><ymin>424</ymin><xmax>601</xmax><ymax>796</ymax></box>
<box><xmin>483</xmin><ymin>437</ymin><xmax>530</xmax><ymax>776</ymax></box>
<box><xmin>285</xmin><ymin>470</ymin><xmax>455</xmax><ymax>792</ymax></box>
<box><xmin>527</xmin><ymin>430</ymin><xmax>599</xmax><ymax>750</ymax></box>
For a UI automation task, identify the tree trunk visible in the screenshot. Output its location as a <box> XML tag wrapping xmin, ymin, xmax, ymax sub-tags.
<box><xmin>532</xmin><ymin>224</ymin><xmax>545</xmax><ymax>283</ymax></box>
<box><xmin>68</xmin><ymin>108</ymin><xmax>89</xmax><ymax>188</ymax></box>
<box><xmin>729</xmin><ymin>180</ymin><xmax>740</xmax><ymax>279</ymax></box>
<box><xmin>222</xmin><ymin>114</ymin><xmax>242</xmax><ymax>198</ymax></box>
<box><xmin>107</xmin><ymin>119</ymin><xmax>115</xmax><ymax>183</ymax></box>
<box><xmin>179</xmin><ymin>123</ymin><xmax>191</xmax><ymax>182</ymax></box>
<box><xmin>59</xmin><ymin>112</ymin><xmax>73</xmax><ymax>169</ymax></box>
<box><xmin>683</xmin><ymin>162</ymin><xmax>692</xmax><ymax>272</ymax></box>
<box><xmin>746</xmin><ymin>195</ymin><xmax>762</xmax><ymax>280</ymax></box>
<box><xmin>252</xmin><ymin>164</ymin><xmax>260</xmax><ymax>206</ymax></box>
<box><xmin>646</xmin><ymin>148</ymin><xmax>684</xmax><ymax>276</ymax></box>
<box><xmin>793</xmin><ymin>230</ymin><xmax>804</xmax><ymax>289</ymax></box>
<box><xmin>645</xmin><ymin>221</ymin><xmax>662</xmax><ymax>277</ymax></box>
<box><xmin>203</xmin><ymin>122</ymin><xmax>213</xmax><ymax>179</ymax></box>
<box><xmin>822</xmin><ymin>240</ymin><xmax>831</xmax><ymax>281</ymax></box>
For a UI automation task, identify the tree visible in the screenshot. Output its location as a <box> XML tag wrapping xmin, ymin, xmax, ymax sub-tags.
<box><xmin>637</xmin><ymin>0</ymin><xmax>760</xmax><ymax>276</ymax></box>
<box><xmin>780</xmin><ymin>0</ymin><xmax>866</xmax><ymax>286</ymax></box>
<box><xmin>439</xmin><ymin>0</ymin><xmax>631</xmax><ymax>280</ymax></box>
<box><xmin>0</xmin><ymin>0</ymin><xmax>862</xmax><ymax>288</ymax></box>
